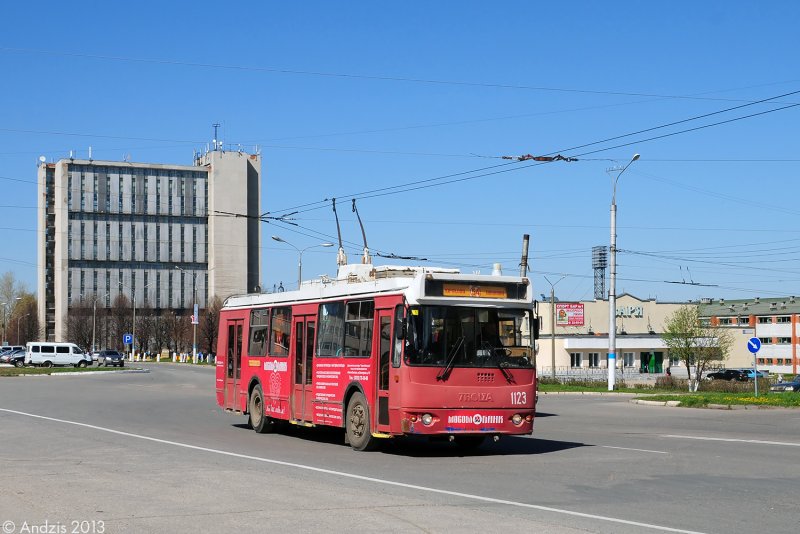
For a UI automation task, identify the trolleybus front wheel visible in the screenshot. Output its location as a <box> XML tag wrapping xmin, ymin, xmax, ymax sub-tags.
<box><xmin>249</xmin><ymin>384</ymin><xmax>276</xmax><ymax>434</ymax></box>
<box><xmin>346</xmin><ymin>392</ymin><xmax>377</xmax><ymax>451</ymax></box>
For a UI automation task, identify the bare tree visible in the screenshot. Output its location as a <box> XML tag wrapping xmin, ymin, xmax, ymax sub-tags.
<box><xmin>661</xmin><ymin>305</ymin><xmax>734</xmax><ymax>392</ymax></box>
<box><xmin>1</xmin><ymin>271</ymin><xmax>28</xmax><ymax>343</ymax></box>
<box><xmin>108</xmin><ymin>294</ymin><xmax>131</xmax><ymax>351</ymax></box>
<box><xmin>200</xmin><ymin>295</ymin><xmax>223</xmax><ymax>355</ymax></box>
<box><xmin>9</xmin><ymin>292</ymin><xmax>38</xmax><ymax>345</ymax></box>
<box><xmin>66</xmin><ymin>298</ymin><xmax>93</xmax><ymax>349</ymax></box>
<box><xmin>136</xmin><ymin>301</ymin><xmax>156</xmax><ymax>356</ymax></box>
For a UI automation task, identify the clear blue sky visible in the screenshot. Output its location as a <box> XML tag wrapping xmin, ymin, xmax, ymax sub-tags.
<box><xmin>2</xmin><ymin>1</ymin><xmax>800</xmax><ymax>303</ymax></box>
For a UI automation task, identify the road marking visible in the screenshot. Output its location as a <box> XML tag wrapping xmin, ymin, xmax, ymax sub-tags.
<box><xmin>0</xmin><ymin>408</ymin><xmax>704</xmax><ymax>534</ymax></box>
<box><xmin>601</xmin><ymin>445</ymin><xmax>669</xmax><ymax>454</ymax></box>
<box><xmin>663</xmin><ymin>435</ymin><xmax>800</xmax><ymax>447</ymax></box>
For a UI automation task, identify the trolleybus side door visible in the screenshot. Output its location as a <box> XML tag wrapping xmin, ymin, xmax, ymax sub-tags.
<box><xmin>291</xmin><ymin>315</ymin><xmax>316</xmax><ymax>422</ymax></box>
<box><xmin>223</xmin><ymin>319</ymin><xmax>244</xmax><ymax>411</ymax></box>
<box><xmin>375</xmin><ymin>309</ymin><xmax>393</xmax><ymax>432</ymax></box>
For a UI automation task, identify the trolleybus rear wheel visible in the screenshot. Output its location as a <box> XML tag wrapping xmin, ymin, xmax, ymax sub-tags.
<box><xmin>346</xmin><ymin>392</ymin><xmax>377</xmax><ymax>451</ymax></box>
<box><xmin>249</xmin><ymin>384</ymin><xmax>276</xmax><ymax>434</ymax></box>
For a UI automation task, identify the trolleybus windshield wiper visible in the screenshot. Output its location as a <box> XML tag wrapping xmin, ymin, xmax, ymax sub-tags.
<box><xmin>436</xmin><ymin>336</ymin><xmax>464</xmax><ymax>382</ymax></box>
<box><xmin>481</xmin><ymin>341</ymin><xmax>515</xmax><ymax>384</ymax></box>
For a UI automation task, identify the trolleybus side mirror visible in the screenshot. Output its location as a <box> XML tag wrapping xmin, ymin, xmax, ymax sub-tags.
<box><xmin>395</xmin><ymin>318</ymin><xmax>407</xmax><ymax>340</ymax></box>
<box><xmin>533</xmin><ymin>317</ymin><xmax>541</xmax><ymax>341</ymax></box>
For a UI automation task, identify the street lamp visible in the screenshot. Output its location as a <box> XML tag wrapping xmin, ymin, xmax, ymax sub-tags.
<box><xmin>608</xmin><ymin>153</ymin><xmax>640</xmax><ymax>391</ymax></box>
<box><xmin>175</xmin><ymin>266</ymin><xmax>198</xmax><ymax>364</ymax></box>
<box><xmin>271</xmin><ymin>236</ymin><xmax>334</xmax><ymax>289</ymax></box>
<box><xmin>17</xmin><ymin>314</ymin><xmax>30</xmax><ymax>344</ymax></box>
<box><xmin>544</xmin><ymin>275</ymin><xmax>566</xmax><ymax>380</ymax></box>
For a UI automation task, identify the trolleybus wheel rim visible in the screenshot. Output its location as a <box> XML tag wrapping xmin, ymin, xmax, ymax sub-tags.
<box><xmin>346</xmin><ymin>392</ymin><xmax>377</xmax><ymax>451</ymax></box>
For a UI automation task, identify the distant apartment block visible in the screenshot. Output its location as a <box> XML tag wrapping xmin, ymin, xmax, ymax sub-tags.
<box><xmin>37</xmin><ymin>148</ymin><xmax>261</xmax><ymax>341</ymax></box>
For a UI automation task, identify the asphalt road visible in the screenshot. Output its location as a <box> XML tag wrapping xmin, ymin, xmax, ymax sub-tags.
<box><xmin>0</xmin><ymin>364</ymin><xmax>798</xmax><ymax>533</ymax></box>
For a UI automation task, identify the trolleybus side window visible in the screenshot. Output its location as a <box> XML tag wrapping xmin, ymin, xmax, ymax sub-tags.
<box><xmin>269</xmin><ymin>307</ymin><xmax>291</xmax><ymax>356</ymax></box>
<box><xmin>392</xmin><ymin>305</ymin><xmax>404</xmax><ymax>368</ymax></box>
<box><xmin>317</xmin><ymin>301</ymin><xmax>345</xmax><ymax>357</ymax></box>
<box><xmin>248</xmin><ymin>308</ymin><xmax>270</xmax><ymax>357</ymax></box>
<box><xmin>344</xmin><ymin>300</ymin><xmax>374</xmax><ymax>357</ymax></box>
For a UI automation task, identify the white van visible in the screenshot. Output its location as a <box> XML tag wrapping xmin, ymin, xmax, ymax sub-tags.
<box><xmin>25</xmin><ymin>342</ymin><xmax>92</xmax><ymax>368</ymax></box>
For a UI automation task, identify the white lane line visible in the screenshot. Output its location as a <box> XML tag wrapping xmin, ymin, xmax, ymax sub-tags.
<box><xmin>0</xmin><ymin>408</ymin><xmax>704</xmax><ymax>534</ymax></box>
<box><xmin>601</xmin><ymin>445</ymin><xmax>669</xmax><ymax>454</ymax></box>
<box><xmin>663</xmin><ymin>435</ymin><xmax>800</xmax><ymax>447</ymax></box>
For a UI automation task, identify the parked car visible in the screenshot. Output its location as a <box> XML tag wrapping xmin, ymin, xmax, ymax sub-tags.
<box><xmin>706</xmin><ymin>369</ymin><xmax>747</xmax><ymax>381</ymax></box>
<box><xmin>741</xmin><ymin>369</ymin><xmax>769</xmax><ymax>380</ymax></box>
<box><xmin>97</xmin><ymin>350</ymin><xmax>125</xmax><ymax>367</ymax></box>
<box><xmin>769</xmin><ymin>378</ymin><xmax>800</xmax><ymax>392</ymax></box>
<box><xmin>2</xmin><ymin>349</ymin><xmax>28</xmax><ymax>367</ymax></box>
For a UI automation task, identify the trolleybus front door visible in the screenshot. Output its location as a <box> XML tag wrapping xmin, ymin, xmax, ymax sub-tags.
<box><xmin>224</xmin><ymin>320</ymin><xmax>244</xmax><ymax>411</ymax></box>
<box><xmin>292</xmin><ymin>316</ymin><xmax>316</xmax><ymax>422</ymax></box>
<box><xmin>376</xmin><ymin>309</ymin><xmax>393</xmax><ymax>432</ymax></box>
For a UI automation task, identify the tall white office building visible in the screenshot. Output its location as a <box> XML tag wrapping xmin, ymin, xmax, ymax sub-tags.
<box><xmin>37</xmin><ymin>147</ymin><xmax>261</xmax><ymax>342</ymax></box>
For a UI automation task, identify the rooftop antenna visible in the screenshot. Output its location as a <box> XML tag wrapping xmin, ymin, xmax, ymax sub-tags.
<box><xmin>212</xmin><ymin>123</ymin><xmax>221</xmax><ymax>150</ymax></box>
<box><xmin>352</xmin><ymin>199</ymin><xmax>372</xmax><ymax>264</ymax></box>
<box><xmin>332</xmin><ymin>198</ymin><xmax>348</xmax><ymax>266</ymax></box>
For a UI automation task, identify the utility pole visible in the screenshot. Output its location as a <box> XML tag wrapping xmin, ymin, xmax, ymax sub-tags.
<box><xmin>608</xmin><ymin>154</ymin><xmax>640</xmax><ymax>391</ymax></box>
<box><xmin>544</xmin><ymin>275</ymin><xmax>566</xmax><ymax>380</ymax></box>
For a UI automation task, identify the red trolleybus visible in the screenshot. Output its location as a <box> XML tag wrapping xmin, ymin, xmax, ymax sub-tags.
<box><xmin>216</xmin><ymin>264</ymin><xmax>539</xmax><ymax>451</ymax></box>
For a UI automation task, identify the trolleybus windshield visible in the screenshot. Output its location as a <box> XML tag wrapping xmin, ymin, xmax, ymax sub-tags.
<box><xmin>405</xmin><ymin>306</ymin><xmax>533</xmax><ymax>369</ymax></box>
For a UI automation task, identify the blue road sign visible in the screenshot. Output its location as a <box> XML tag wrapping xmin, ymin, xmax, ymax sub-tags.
<box><xmin>747</xmin><ymin>337</ymin><xmax>761</xmax><ymax>354</ymax></box>
<box><xmin>123</xmin><ymin>333</ymin><xmax>133</xmax><ymax>345</ymax></box>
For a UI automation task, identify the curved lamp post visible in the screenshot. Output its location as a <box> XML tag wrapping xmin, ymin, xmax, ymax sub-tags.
<box><xmin>608</xmin><ymin>153</ymin><xmax>640</xmax><ymax>391</ymax></box>
<box><xmin>271</xmin><ymin>236</ymin><xmax>334</xmax><ymax>289</ymax></box>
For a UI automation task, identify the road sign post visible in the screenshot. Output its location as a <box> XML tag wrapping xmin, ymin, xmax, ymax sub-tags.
<box><xmin>747</xmin><ymin>337</ymin><xmax>761</xmax><ymax>398</ymax></box>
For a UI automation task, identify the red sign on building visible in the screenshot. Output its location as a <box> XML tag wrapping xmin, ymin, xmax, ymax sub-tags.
<box><xmin>556</xmin><ymin>303</ymin><xmax>584</xmax><ymax>326</ymax></box>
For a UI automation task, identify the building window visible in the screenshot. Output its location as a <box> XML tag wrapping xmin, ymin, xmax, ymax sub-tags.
<box><xmin>105</xmin><ymin>223</ymin><xmax>110</xmax><ymax>259</ymax></box>
<box><xmin>192</xmin><ymin>225</ymin><xmax>196</xmax><ymax>263</ymax></box>
<box><xmin>204</xmin><ymin>177</ymin><xmax>208</xmax><ymax>215</ymax></box>
<box><xmin>80</xmin><ymin>222</ymin><xmax>85</xmax><ymax>259</ymax></box>
<box><xmin>68</xmin><ymin>174</ymin><xmax>73</xmax><ymax>208</ymax></box>
<box><xmin>80</xmin><ymin>172</ymin><xmax>85</xmax><ymax>211</ymax></box>
<box><xmin>80</xmin><ymin>270</ymin><xmax>85</xmax><ymax>299</ymax></box>
<box><xmin>93</xmin><ymin>270</ymin><xmax>97</xmax><ymax>295</ymax></box>
<box><xmin>669</xmin><ymin>355</ymin><xmax>680</xmax><ymax>366</ymax></box>
<box><xmin>758</xmin><ymin>337</ymin><xmax>771</xmax><ymax>345</ymax></box>
<box><xmin>156</xmin><ymin>271</ymin><xmax>161</xmax><ymax>308</ymax></box>
<box><xmin>204</xmin><ymin>226</ymin><xmax>208</xmax><ymax>262</ymax></box>
<box><xmin>192</xmin><ymin>178</ymin><xmax>197</xmax><ymax>215</ymax></box>
<box><xmin>777</xmin><ymin>316</ymin><xmax>791</xmax><ymax>323</ymax></box>
<box><xmin>180</xmin><ymin>178</ymin><xmax>185</xmax><ymax>215</ymax></box>
<box><xmin>143</xmin><ymin>225</ymin><xmax>148</xmax><ymax>261</ymax></box>
<box><xmin>143</xmin><ymin>271</ymin><xmax>148</xmax><ymax>304</ymax></box>
<box><xmin>180</xmin><ymin>271</ymin><xmax>185</xmax><ymax>308</ymax></box>
<box><xmin>180</xmin><ymin>224</ymin><xmax>185</xmax><ymax>262</ymax></box>
<box><xmin>168</xmin><ymin>271</ymin><xmax>173</xmax><ymax>308</ymax></box>
<box><xmin>718</xmin><ymin>318</ymin><xmax>733</xmax><ymax>325</ymax></box>
<box><xmin>106</xmin><ymin>271</ymin><xmax>110</xmax><ymax>306</ymax></box>
<box><xmin>588</xmin><ymin>352</ymin><xmax>600</xmax><ymax>368</ymax></box>
<box><xmin>778</xmin><ymin>337</ymin><xmax>792</xmax><ymax>344</ymax></box>
<box><xmin>569</xmin><ymin>352</ymin><xmax>582</xmax><ymax>368</ymax></box>
<box><xmin>93</xmin><ymin>175</ymin><xmax>98</xmax><ymax>211</ymax></box>
<box><xmin>155</xmin><ymin>224</ymin><xmax>161</xmax><ymax>262</ymax></box>
<box><xmin>757</xmin><ymin>316</ymin><xmax>772</xmax><ymax>324</ymax></box>
<box><xmin>168</xmin><ymin>226</ymin><xmax>173</xmax><ymax>261</ymax></box>
<box><xmin>118</xmin><ymin>224</ymin><xmax>123</xmax><ymax>260</ymax></box>
<box><xmin>738</xmin><ymin>317</ymin><xmax>750</xmax><ymax>325</ymax></box>
<box><xmin>105</xmin><ymin>176</ymin><xmax>111</xmax><ymax>211</ymax></box>
<box><xmin>93</xmin><ymin>222</ymin><xmax>98</xmax><ymax>259</ymax></box>
<box><xmin>118</xmin><ymin>176</ymin><xmax>123</xmax><ymax>213</ymax></box>
<box><xmin>623</xmin><ymin>352</ymin><xmax>635</xmax><ymax>367</ymax></box>
<box><xmin>168</xmin><ymin>178</ymin><xmax>174</xmax><ymax>215</ymax></box>
<box><xmin>156</xmin><ymin>178</ymin><xmax>161</xmax><ymax>213</ymax></box>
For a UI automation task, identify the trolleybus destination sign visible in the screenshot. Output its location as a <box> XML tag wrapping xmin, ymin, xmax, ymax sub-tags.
<box><xmin>442</xmin><ymin>283</ymin><xmax>507</xmax><ymax>299</ymax></box>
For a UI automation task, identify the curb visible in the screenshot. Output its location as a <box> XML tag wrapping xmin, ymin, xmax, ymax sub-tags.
<box><xmin>540</xmin><ymin>391</ymin><xmax>638</xmax><ymax>397</ymax></box>
<box><xmin>630</xmin><ymin>399</ymin><xmax>786</xmax><ymax>410</ymax></box>
<box><xmin>12</xmin><ymin>368</ymin><xmax>150</xmax><ymax>378</ymax></box>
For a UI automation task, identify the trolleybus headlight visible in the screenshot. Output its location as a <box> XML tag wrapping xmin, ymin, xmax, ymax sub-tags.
<box><xmin>511</xmin><ymin>414</ymin><xmax>523</xmax><ymax>425</ymax></box>
<box><xmin>421</xmin><ymin>413</ymin><xmax>434</xmax><ymax>426</ymax></box>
